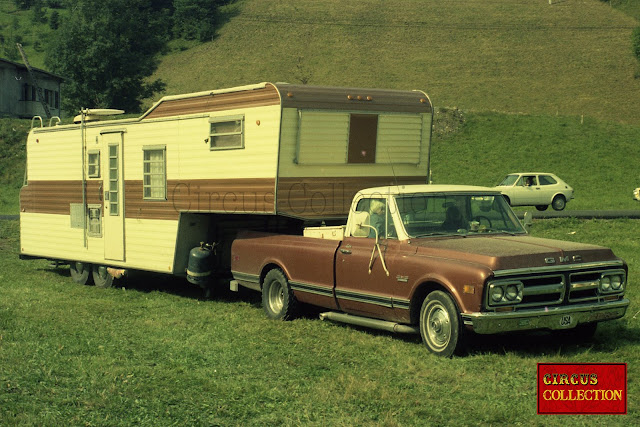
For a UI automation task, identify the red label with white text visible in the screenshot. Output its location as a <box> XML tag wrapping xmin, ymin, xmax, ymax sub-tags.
<box><xmin>537</xmin><ymin>363</ymin><xmax>627</xmax><ymax>414</ymax></box>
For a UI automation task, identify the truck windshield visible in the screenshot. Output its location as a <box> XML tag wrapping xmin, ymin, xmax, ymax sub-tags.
<box><xmin>395</xmin><ymin>193</ymin><xmax>526</xmax><ymax>237</ymax></box>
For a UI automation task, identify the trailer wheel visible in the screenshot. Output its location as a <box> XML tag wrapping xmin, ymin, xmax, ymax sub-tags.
<box><xmin>262</xmin><ymin>269</ymin><xmax>298</xmax><ymax>320</ymax></box>
<box><xmin>419</xmin><ymin>291</ymin><xmax>465</xmax><ymax>357</ymax></box>
<box><xmin>92</xmin><ymin>265</ymin><xmax>114</xmax><ymax>289</ymax></box>
<box><xmin>69</xmin><ymin>261</ymin><xmax>93</xmax><ymax>285</ymax></box>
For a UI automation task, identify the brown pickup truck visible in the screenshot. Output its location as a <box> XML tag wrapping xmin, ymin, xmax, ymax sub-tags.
<box><xmin>230</xmin><ymin>185</ymin><xmax>629</xmax><ymax>356</ymax></box>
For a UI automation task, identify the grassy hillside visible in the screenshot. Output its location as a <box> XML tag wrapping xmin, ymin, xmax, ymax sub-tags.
<box><xmin>152</xmin><ymin>0</ymin><xmax>640</xmax><ymax>125</ymax></box>
<box><xmin>431</xmin><ymin>111</ymin><xmax>640</xmax><ymax>210</ymax></box>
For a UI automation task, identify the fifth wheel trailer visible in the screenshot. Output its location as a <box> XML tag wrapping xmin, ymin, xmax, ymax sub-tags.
<box><xmin>19</xmin><ymin>82</ymin><xmax>433</xmax><ymax>288</ymax></box>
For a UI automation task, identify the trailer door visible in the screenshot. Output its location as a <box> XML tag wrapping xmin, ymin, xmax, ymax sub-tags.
<box><xmin>101</xmin><ymin>131</ymin><xmax>125</xmax><ymax>261</ymax></box>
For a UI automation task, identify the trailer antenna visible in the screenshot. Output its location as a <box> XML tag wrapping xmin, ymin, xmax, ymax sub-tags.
<box><xmin>386</xmin><ymin>148</ymin><xmax>400</xmax><ymax>190</ymax></box>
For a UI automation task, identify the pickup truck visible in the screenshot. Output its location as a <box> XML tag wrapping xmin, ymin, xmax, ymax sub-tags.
<box><xmin>230</xmin><ymin>185</ymin><xmax>629</xmax><ymax>357</ymax></box>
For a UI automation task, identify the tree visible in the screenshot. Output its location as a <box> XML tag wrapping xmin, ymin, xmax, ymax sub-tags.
<box><xmin>47</xmin><ymin>0</ymin><xmax>169</xmax><ymax>114</ymax></box>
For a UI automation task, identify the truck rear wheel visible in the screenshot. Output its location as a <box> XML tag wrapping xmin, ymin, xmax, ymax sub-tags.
<box><xmin>419</xmin><ymin>291</ymin><xmax>465</xmax><ymax>357</ymax></box>
<box><xmin>262</xmin><ymin>269</ymin><xmax>298</xmax><ymax>320</ymax></box>
<box><xmin>70</xmin><ymin>261</ymin><xmax>93</xmax><ymax>285</ymax></box>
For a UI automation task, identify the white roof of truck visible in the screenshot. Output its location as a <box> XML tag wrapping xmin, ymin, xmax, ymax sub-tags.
<box><xmin>357</xmin><ymin>184</ymin><xmax>499</xmax><ymax>196</ymax></box>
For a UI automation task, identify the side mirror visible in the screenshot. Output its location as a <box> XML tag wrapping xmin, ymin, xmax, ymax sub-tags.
<box><xmin>351</xmin><ymin>211</ymin><xmax>371</xmax><ymax>237</ymax></box>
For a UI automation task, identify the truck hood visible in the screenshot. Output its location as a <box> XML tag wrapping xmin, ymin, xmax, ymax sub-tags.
<box><xmin>410</xmin><ymin>234</ymin><xmax>619</xmax><ymax>272</ymax></box>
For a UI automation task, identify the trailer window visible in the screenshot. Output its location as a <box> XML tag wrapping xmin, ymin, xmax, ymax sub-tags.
<box><xmin>88</xmin><ymin>151</ymin><xmax>100</xmax><ymax>178</ymax></box>
<box><xmin>348</xmin><ymin>114</ymin><xmax>378</xmax><ymax>164</ymax></box>
<box><xmin>209</xmin><ymin>116</ymin><xmax>244</xmax><ymax>150</ymax></box>
<box><xmin>143</xmin><ymin>147</ymin><xmax>166</xmax><ymax>200</ymax></box>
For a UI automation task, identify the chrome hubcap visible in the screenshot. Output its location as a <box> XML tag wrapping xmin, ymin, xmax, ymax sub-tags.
<box><xmin>426</xmin><ymin>303</ymin><xmax>451</xmax><ymax>350</ymax></box>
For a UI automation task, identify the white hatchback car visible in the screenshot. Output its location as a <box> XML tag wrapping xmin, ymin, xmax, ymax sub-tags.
<box><xmin>494</xmin><ymin>173</ymin><xmax>574</xmax><ymax>211</ymax></box>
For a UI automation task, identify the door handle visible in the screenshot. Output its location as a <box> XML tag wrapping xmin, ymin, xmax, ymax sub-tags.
<box><xmin>340</xmin><ymin>249</ymin><xmax>352</xmax><ymax>255</ymax></box>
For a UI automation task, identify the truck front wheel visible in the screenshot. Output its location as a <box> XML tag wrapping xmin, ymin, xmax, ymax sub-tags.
<box><xmin>262</xmin><ymin>269</ymin><xmax>299</xmax><ymax>320</ymax></box>
<box><xmin>419</xmin><ymin>291</ymin><xmax>465</xmax><ymax>357</ymax></box>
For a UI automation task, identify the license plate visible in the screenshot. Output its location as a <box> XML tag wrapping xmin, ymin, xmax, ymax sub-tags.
<box><xmin>559</xmin><ymin>314</ymin><xmax>573</xmax><ymax>328</ymax></box>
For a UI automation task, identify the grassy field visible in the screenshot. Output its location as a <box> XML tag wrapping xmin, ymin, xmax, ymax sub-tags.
<box><xmin>1</xmin><ymin>217</ymin><xmax>638</xmax><ymax>425</ymax></box>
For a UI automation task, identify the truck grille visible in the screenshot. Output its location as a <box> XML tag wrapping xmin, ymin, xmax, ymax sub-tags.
<box><xmin>488</xmin><ymin>264</ymin><xmax>626</xmax><ymax>310</ymax></box>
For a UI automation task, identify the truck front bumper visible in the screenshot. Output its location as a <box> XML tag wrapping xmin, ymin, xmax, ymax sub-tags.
<box><xmin>461</xmin><ymin>299</ymin><xmax>629</xmax><ymax>335</ymax></box>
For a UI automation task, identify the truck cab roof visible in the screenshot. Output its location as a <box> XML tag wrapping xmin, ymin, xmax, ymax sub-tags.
<box><xmin>356</xmin><ymin>184</ymin><xmax>500</xmax><ymax>197</ymax></box>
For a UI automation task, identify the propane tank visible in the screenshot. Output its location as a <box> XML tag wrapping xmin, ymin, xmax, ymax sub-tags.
<box><xmin>186</xmin><ymin>242</ymin><xmax>215</xmax><ymax>286</ymax></box>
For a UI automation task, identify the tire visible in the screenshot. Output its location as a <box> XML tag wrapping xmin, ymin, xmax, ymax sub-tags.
<box><xmin>92</xmin><ymin>264</ymin><xmax>114</xmax><ymax>288</ymax></box>
<box><xmin>69</xmin><ymin>261</ymin><xmax>93</xmax><ymax>285</ymax></box>
<box><xmin>551</xmin><ymin>195</ymin><xmax>566</xmax><ymax>211</ymax></box>
<box><xmin>419</xmin><ymin>291</ymin><xmax>465</xmax><ymax>357</ymax></box>
<box><xmin>262</xmin><ymin>269</ymin><xmax>298</xmax><ymax>320</ymax></box>
<box><xmin>535</xmin><ymin>205</ymin><xmax>549</xmax><ymax>211</ymax></box>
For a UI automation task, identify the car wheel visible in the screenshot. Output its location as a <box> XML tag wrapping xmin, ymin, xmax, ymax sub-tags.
<box><xmin>69</xmin><ymin>261</ymin><xmax>93</xmax><ymax>285</ymax></box>
<box><xmin>419</xmin><ymin>291</ymin><xmax>465</xmax><ymax>357</ymax></box>
<box><xmin>535</xmin><ymin>205</ymin><xmax>548</xmax><ymax>211</ymax></box>
<box><xmin>262</xmin><ymin>268</ymin><xmax>299</xmax><ymax>320</ymax></box>
<box><xmin>92</xmin><ymin>265</ymin><xmax>114</xmax><ymax>288</ymax></box>
<box><xmin>552</xmin><ymin>195</ymin><xmax>566</xmax><ymax>211</ymax></box>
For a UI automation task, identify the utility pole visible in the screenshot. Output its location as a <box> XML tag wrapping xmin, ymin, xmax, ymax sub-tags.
<box><xmin>16</xmin><ymin>43</ymin><xmax>51</xmax><ymax>119</ymax></box>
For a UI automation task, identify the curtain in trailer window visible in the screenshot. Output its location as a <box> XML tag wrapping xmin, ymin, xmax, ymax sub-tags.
<box><xmin>297</xmin><ymin>111</ymin><xmax>349</xmax><ymax>164</ymax></box>
<box><xmin>143</xmin><ymin>149</ymin><xmax>166</xmax><ymax>200</ymax></box>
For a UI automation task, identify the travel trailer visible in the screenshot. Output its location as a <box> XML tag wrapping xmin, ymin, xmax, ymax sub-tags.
<box><xmin>19</xmin><ymin>82</ymin><xmax>433</xmax><ymax>287</ymax></box>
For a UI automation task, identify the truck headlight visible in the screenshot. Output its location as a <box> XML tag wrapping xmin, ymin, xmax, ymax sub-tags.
<box><xmin>599</xmin><ymin>271</ymin><xmax>626</xmax><ymax>294</ymax></box>
<box><xmin>611</xmin><ymin>275</ymin><xmax>623</xmax><ymax>291</ymax></box>
<box><xmin>490</xmin><ymin>287</ymin><xmax>504</xmax><ymax>302</ymax></box>
<box><xmin>505</xmin><ymin>284</ymin><xmax>519</xmax><ymax>301</ymax></box>
<box><xmin>487</xmin><ymin>281</ymin><xmax>524</xmax><ymax>306</ymax></box>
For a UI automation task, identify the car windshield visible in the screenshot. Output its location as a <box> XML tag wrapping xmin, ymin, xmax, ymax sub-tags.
<box><xmin>498</xmin><ymin>174</ymin><xmax>519</xmax><ymax>186</ymax></box>
<box><xmin>395</xmin><ymin>193</ymin><xmax>526</xmax><ymax>237</ymax></box>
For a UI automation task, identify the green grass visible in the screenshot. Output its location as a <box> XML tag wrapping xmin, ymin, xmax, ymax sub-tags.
<box><xmin>1</xmin><ymin>218</ymin><xmax>639</xmax><ymax>425</ymax></box>
<box><xmin>151</xmin><ymin>0</ymin><xmax>640</xmax><ymax>125</ymax></box>
<box><xmin>0</xmin><ymin>2</ymin><xmax>58</xmax><ymax>67</ymax></box>
<box><xmin>0</xmin><ymin>119</ymin><xmax>29</xmax><ymax>215</ymax></box>
<box><xmin>430</xmin><ymin>111</ymin><xmax>640</xmax><ymax>210</ymax></box>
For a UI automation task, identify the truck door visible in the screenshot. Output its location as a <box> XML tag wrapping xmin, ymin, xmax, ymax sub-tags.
<box><xmin>335</xmin><ymin>198</ymin><xmax>401</xmax><ymax>321</ymax></box>
<box><xmin>101</xmin><ymin>131</ymin><xmax>125</xmax><ymax>261</ymax></box>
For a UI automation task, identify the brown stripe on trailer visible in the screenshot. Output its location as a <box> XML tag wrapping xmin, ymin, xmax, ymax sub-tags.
<box><xmin>125</xmin><ymin>178</ymin><xmax>277</xmax><ymax>220</ymax></box>
<box><xmin>20</xmin><ymin>178</ymin><xmax>276</xmax><ymax>219</ymax></box>
<box><xmin>142</xmin><ymin>85</ymin><xmax>281</xmax><ymax>120</ymax></box>
<box><xmin>276</xmin><ymin>176</ymin><xmax>428</xmax><ymax>219</ymax></box>
<box><xmin>141</xmin><ymin>83</ymin><xmax>433</xmax><ymax>120</ymax></box>
<box><xmin>273</xmin><ymin>83</ymin><xmax>433</xmax><ymax>114</ymax></box>
<box><xmin>20</xmin><ymin>180</ymin><xmax>103</xmax><ymax>215</ymax></box>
